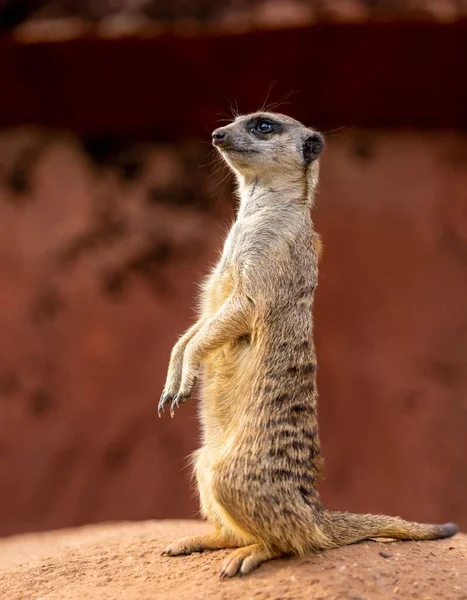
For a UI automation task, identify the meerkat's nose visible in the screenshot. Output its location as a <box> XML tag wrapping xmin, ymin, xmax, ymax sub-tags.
<box><xmin>212</xmin><ymin>128</ymin><xmax>228</xmax><ymax>146</ymax></box>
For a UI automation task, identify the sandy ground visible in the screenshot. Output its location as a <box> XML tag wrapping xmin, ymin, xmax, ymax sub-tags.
<box><xmin>0</xmin><ymin>520</ymin><xmax>466</xmax><ymax>600</ymax></box>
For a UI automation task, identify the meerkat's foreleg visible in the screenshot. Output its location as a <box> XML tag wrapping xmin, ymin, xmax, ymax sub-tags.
<box><xmin>160</xmin><ymin>296</ymin><xmax>252</xmax><ymax>415</ymax></box>
<box><xmin>178</xmin><ymin>297</ymin><xmax>251</xmax><ymax>393</ymax></box>
<box><xmin>158</xmin><ymin>320</ymin><xmax>205</xmax><ymax>416</ymax></box>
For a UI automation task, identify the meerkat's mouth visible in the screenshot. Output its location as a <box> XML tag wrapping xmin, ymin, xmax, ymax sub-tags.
<box><xmin>216</xmin><ymin>145</ymin><xmax>260</xmax><ymax>156</ymax></box>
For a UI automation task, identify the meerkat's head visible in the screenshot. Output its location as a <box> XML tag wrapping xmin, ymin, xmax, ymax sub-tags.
<box><xmin>212</xmin><ymin>111</ymin><xmax>324</xmax><ymax>196</ymax></box>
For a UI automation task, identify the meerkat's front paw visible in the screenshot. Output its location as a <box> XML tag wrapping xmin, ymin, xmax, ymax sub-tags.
<box><xmin>158</xmin><ymin>346</ymin><xmax>199</xmax><ymax>417</ymax></box>
<box><xmin>158</xmin><ymin>389</ymin><xmax>191</xmax><ymax>418</ymax></box>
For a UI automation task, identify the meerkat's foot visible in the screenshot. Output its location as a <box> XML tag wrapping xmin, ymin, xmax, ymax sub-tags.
<box><xmin>162</xmin><ymin>532</ymin><xmax>242</xmax><ymax>556</ymax></box>
<box><xmin>220</xmin><ymin>544</ymin><xmax>281</xmax><ymax>578</ymax></box>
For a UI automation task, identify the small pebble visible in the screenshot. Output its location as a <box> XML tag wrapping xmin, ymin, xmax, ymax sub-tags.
<box><xmin>379</xmin><ymin>551</ymin><xmax>392</xmax><ymax>559</ymax></box>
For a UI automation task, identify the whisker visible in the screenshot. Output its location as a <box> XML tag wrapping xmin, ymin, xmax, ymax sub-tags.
<box><xmin>321</xmin><ymin>126</ymin><xmax>347</xmax><ymax>135</ymax></box>
<box><xmin>262</xmin><ymin>89</ymin><xmax>299</xmax><ymax>113</ymax></box>
<box><xmin>259</xmin><ymin>80</ymin><xmax>278</xmax><ymax>112</ymax></box>
<box><xmin>224</xmin><ymin>96</ymin><xmax>240</xmax><ymax>119</ymax></box>
<box><xmin>207</xmin><ymin>160</ymin><xmax>233</xmax><ymax>190</ymax></box>
<box><xmin>214</xmin><ymin>116</ymin><xmax>234</xmax><ymax>125</ymax></box>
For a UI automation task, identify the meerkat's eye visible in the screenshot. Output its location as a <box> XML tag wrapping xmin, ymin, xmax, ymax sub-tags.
<box><xmin>253</xmin><ymin>120</ymin><xmax>275</xmax><ymax>134</ymax></box>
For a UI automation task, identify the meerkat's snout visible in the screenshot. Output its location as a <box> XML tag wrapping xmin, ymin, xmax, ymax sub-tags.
<box><xmin>212</xmin><ymin>128</ymin><xmax>228</xmax><ymax>147</ymax></box>
<box><xmin>303</xmin><ymin>132</ymin><xmax>324</xmax><ymax>164</ymax></box>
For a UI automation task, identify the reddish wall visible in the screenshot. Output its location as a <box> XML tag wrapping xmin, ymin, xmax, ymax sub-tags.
<box><xmin>0</xmin><ymin>128</ymin><xmax>466</xmax><ymax>537</ymax></box>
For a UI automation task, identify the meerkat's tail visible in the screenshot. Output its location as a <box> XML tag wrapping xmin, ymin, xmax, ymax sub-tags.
<box><xmin>322</xmin><ymin>510</ymin><xmax>458</xmax><ymax>546</ymax></box>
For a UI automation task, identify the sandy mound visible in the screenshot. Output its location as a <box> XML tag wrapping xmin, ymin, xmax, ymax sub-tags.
<box><xmin>0</xmin><ymin>520</ymin><xmax>465</xmax><ymax>599</ymax></box>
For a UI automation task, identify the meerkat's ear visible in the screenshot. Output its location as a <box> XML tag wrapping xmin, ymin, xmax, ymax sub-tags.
<box><xmin>302</xmin><ymin>132</ymin><xmax>324</xmax><ymax>165</ymax></box>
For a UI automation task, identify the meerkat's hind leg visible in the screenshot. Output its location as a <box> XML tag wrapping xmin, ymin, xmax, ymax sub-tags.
<box><xmin>162</xmin><ymin>530</ymin><xmax>245</xmax><ymax>557</ymax></box>
<box><xmin>220</xmin><ymin>544</ymin><xmax>283</xmax><ymax>578</ymax></box>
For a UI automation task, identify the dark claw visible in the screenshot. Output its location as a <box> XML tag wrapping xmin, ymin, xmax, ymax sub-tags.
<box><xmin>220</xmin><ymin>571</ymin><xmax>227</xmax><ymax>580</ymax></box>
<box><xmin>170</xmin><ymin>394</ymin><xmax>180</xmax><ymax>418</ymax></box>
<box><xmin>169</xmin><ymin>393</ymin><xmax>191</xmax><ymax>417</ymax></box>
<box><xmin>158</xmin><ymin>392</ymin><xmax>172</xmax><ymax>417</ymax></box>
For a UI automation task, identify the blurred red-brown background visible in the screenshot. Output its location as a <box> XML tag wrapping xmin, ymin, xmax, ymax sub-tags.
<box><xmin>0</xmin><ymin>0</ymin><xmax>466</xmax><ymax>537</ymax></box>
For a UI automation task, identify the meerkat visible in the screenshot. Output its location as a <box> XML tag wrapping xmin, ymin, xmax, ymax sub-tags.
<box><xmin>158</xmin><ymin>111</ymin><xmax>457</xmax><ymax>578</ymax></box>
